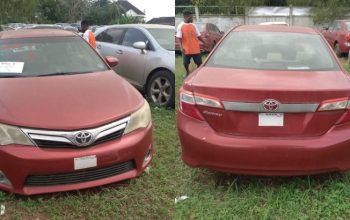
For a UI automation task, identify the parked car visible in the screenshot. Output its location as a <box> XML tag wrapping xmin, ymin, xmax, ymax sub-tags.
<box><xmin>175</xmin><ymin>22</ymin><xmax>224</xmax><ymax>53</ymax></box>
<box><xmin>177</xmin><ymin>25</ymin><xmax>350</xmax><ymax>176</ymax></box>
<box><xmin>0</xmin><ymin>29</ymin><xmax>153</xmax><ymax>195</ymax></box>
<box><xmin>322</xmin><ymin>20</ymin><xmax>350</xmax><ymax>57</ymax></box>
<box><xmin>95</xmin><ymin>24</ymin><xmax>175</xmax><ymax>108</ymax></box>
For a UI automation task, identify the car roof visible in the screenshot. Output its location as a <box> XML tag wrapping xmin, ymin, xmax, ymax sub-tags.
<box><xmin>105</xmin><ymin>24</ymin><xmax>174</xmax><ymax>29</ymax></box>
<box><xmin>0</xmin><ymin>29</ymin><xmax>77</xmax><ymax>39</ymax></box>
<box><xmin>233</xmin><ymin>25</ymin><xmax>318</xmax><ymax>34</ymax></box>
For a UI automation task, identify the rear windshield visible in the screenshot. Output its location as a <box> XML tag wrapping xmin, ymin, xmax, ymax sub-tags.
<box><xmin>146</xmin><ymin>28</ymin><xmax>174</xmax><ymax>51</ymax></box>
<box><xmin>0</xmin><ymin>36</ymin><xmax>108</xmax><ymax>77</ymax></box>
<box><xmin>206</xmin><ymin>31</ymin><xmax>339</xmax><ymax>71</ymax></box>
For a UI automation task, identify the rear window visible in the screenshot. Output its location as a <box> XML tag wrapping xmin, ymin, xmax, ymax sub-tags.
<box><xmin>206</xmin><ymin>31</ymin><xmax>339</xmax><ymax>71</ymax></box>
<box><xmin>0</xmin><ymin>36</ymin><xmax>108</xmax><ymax>77</ymax></box>
<box><xmin>146</xmin><ymin>28</ymin><xmax>174</xmax><ymax>51</ymax></box>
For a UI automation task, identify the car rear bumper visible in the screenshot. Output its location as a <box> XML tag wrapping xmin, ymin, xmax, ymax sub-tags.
<box><xmin>177</xmin><ymin>112</ymin><xmax>350</xmax><ymax>176</ymax></box>
<box><xmin>0</xmin><ymin>124</ymin><xmax>153</xmax><ymax>195</ymax></box>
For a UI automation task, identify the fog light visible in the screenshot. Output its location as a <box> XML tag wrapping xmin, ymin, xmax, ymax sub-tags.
<box><xmin>0</xmin><ymin>171</ymin><xmax>11</xmax><ymax>186</ymax></box>
<box><xmin>143</xmin><ymin>145</ymin><xmax>152</xmax><ymax>165</ymax></box>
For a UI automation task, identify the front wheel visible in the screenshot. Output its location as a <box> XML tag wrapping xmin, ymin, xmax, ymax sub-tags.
<box><xmin>146</xmin><ymin>70</ymin><xmax>175</xmax><ymax>108</ymax></box>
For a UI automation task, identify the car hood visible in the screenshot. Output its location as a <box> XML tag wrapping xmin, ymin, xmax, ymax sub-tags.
<box><xmin>0</xmin><ymin>70</ymin><xmax>144</xmax><ymax>130</ymax></box>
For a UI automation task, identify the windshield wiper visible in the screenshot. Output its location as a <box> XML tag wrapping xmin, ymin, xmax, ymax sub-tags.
<box><xmin>36</xmin><ymin>71</ymin><xmax>91</xmax><ymax>77</ymax></box>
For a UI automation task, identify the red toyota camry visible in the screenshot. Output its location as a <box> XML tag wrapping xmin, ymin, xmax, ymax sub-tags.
<box><xmin>0</xmin><ymin>29</ymin><xmax>153</xmax><ymax>195</ymax></box>
<box><xmin>177</xmin><ymin>25</ymin><xmax>350</xmax><ymax>176</ymax></box>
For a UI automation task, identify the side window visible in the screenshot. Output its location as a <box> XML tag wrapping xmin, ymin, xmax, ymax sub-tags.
<box><xmin>122</xmin><ymin>28</ymin><xmax>150</xmax><ymax>48</ymax></box>
<box><xmin>95</xmin><ymin>28</ymin><xmax>125</xmax><ymax>44</ymax></box>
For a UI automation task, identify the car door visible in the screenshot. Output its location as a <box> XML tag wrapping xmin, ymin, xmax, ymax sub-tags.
<box><xmin>95</xmin><ymin>27</ymin><xmax>126</xmax><ymax>62</ymax></box>
<box><xmin>116</xmin><ymin>28</ymin><xmax>149</xmax><ymax>88</ymax></box>
<box><xmin>323</xmin><ymin>21</ymin><xmax>336</xmax><ymax>45</ymax></box>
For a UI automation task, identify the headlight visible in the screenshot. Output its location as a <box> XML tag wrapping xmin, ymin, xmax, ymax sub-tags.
<box><xmin>124</xmin><ymin>100</ymin><xmax>152</xmax><ymax>134</ymax></box>
<box><xmin>0</xmin><ymin>123</ymin><xmax>33</xmax><ymax>146</ymax></box>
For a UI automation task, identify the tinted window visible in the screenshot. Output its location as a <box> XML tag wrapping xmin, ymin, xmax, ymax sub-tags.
<box><xmin>96</xmin><ymin>28</ymin><xmax>125</xmax><ymax>44</ymax></box>
<box><xmin>207</xmin><ymin>31</ymin><xmax>338</xmax><ymax>71</ymax></box>
<box><xmin>122</xmin><ymin>28</ymin><xmax>149</xmax><ymax>48</ymax></box>
<box><xmin>0</xmin><ymin>37</ymin><xmax>108</xmax><ymax>76</ymax></box>
<box><xmin>146</xmin><ymin>28</ymin><xmax>174</xmax><ymax>51</ymax></box>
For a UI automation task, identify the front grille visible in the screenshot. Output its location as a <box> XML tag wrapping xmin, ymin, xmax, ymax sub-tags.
<box><xmin>25</xmin><ymin>160</ymin><xmax>135</xmax><ymax>186</ymax></box>
<box><xmin>21</xmin><ymin>117</ymin><xmax>130</xmax><ymax>149</ymax></box>
<box><xmin>34</xmin><ymin>129</ymin><xmax>125</xmax><ymax>148</ymax></box>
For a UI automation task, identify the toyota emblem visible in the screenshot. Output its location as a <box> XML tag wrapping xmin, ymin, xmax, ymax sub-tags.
<box><xmin>74</xmin><ymin>131</ymin><xmax>93</xmax><ymax>146</ymax></box>
<box><xmin>262</xmin><ymin>99</ymin><xmax>280</xmax><ymax>111</ymax></box>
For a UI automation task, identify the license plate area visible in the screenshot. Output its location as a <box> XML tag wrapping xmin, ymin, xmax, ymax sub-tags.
<box><xmin>258</xmin><ymin>113</ymin><xmax>284</xmax><ymax>126</ymax></box>
<box><xmin>74</xmin><ymin>155</ymin><xmax>97</xmax><ymax>170</ymax></box>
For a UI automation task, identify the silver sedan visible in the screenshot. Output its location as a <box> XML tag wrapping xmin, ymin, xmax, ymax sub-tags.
<box><xmin>95</xmin><ymin>24</ymin><xmax>175</xmax><ymax>107</ymax></box>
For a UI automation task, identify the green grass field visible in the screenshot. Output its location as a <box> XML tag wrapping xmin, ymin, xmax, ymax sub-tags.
<box><xmin>1</xmin><ymin>56</ymin><xmax>350</xmax><ymax>219</ymax></box>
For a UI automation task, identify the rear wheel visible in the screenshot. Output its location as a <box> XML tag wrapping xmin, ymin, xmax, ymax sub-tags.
<box><xmin>146</xmin><ymin>70</ymin><xmax>175</xmax><ymax>108</ymax></box>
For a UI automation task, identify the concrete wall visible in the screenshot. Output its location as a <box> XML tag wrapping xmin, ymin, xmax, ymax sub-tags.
<box><xmin>175</xmin><ymin>15</ymin><xmax>315</xmax><ymax>32</ymax></box>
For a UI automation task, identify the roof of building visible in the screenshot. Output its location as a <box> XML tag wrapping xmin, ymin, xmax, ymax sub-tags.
<box><xmin>116</xmin><ymin>0</ymin><xmax>145</xmax><ymax>16</ymax></box>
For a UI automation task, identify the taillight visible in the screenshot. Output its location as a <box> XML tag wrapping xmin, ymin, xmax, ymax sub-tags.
<box><xmin>346</xmin><ymin>33</ymin><xmax>350</xmax><ymax>42</ymax></box>
<box><xmin>179</xmin><ymin>89</ymin><xmax>223</xmax><ymax>120</ymax></box>
<box><xmin>317</xmin><ymin>97</ymin><xmax>350</xmax><ymax>124</ymax></box>
<box><xmin>317</xmin><ymin>97</ymin><xmax>348</xmax><ymax>111</ymax></box>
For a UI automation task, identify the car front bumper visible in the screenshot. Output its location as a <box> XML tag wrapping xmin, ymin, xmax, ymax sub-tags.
<box><xmin>177</xmin><ymin>112</ymin><xmax>350</xmax><ymax>176</ymax></box>
<box><xmin>0</xmin><ymin>124</ymin><xmax>153</xmax><ymax>195</ymax></box>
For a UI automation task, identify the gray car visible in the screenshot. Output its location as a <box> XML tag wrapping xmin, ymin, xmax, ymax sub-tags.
<box><xmin>95</xmin><ymin>24</ymin><xmax>175</xmax><ymax>107</ymax></box>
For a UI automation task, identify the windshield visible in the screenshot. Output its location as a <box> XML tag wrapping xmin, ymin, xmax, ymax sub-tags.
<box><xmin>0</xmin><ymin>36</ymin><xmax>108</xmax><ymax>77</ymax></box>
<box><xmin>207</xmin><ymin>31</ymin><xmax>338</xmax><ymax>71</ymax></box>
<box><xmin>146</xmin><ymin>28</ymin><xmax>174</xmax><ymax>51</ymax></box>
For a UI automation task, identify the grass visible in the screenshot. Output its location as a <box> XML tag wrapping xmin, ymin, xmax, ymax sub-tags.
<box><xmin>0</xmin><ymin>104</ymin><xmax>178</xmax><ymax>219</ymax></box>
<box><xmin>175</xmin><ymin>55</ymin><xmax>350</xmax><ymax>219</ymax></box>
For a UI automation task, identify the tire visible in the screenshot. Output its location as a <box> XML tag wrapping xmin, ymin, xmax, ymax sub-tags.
<box><xmin>334</xmin><ymin>43</ymin><xmax>342</xmax><ymax>57</ymax></box>
<box><xmin>146</xmin><ymin>70</ymin><xmax>175</xmax><ymax>108</ymax></box>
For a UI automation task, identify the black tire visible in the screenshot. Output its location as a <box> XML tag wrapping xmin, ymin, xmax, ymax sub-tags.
<box><xmin>146</xmin><ymin>70</ymin><xmax>175</xmax><ymax>108</ymax></box>
<box><xmin>334</xmin><ymin>43</ymin><xmax>342</xmax><ymax>57</ymax></box>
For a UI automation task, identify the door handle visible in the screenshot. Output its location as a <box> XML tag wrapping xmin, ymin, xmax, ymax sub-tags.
<box><xmin>116</xmin><ymin>50</ymin><xmax>123</xmax><ymax>55</ymax></box>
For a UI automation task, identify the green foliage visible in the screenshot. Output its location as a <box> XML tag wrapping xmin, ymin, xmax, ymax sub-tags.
<box><xmin>0</xmin><ymin>0</ymin><xmax>142</xmax><ymax>25</ymax></box>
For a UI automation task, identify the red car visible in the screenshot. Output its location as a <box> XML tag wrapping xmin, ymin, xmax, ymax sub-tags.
<box><xmin>0</xmin><ymin>29</ymin><xmax>153</xmax><ymax>195</ymax></box>
<box><xmin>177</xmin><ymin>25</ymin><xmax>350</xmax><ymax>176</ymax></box>
<box><xmin>322</xmin><ymin>20</ymin><xmax>350</xmax><ymax>57</ymax></box>
<box><xmin>175</xmin><ymin>22</ymin><xmax>224</xmax><ymax>53</ymax></box>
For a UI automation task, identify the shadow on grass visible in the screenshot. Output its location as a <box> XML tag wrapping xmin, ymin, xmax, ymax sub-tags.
<box><xmin>194</xmin><ymin>168</ymin><xmax>350</xmax><ymax>191</ymax></box>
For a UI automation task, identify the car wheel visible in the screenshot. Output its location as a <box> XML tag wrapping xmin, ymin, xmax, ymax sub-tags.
<box><xmin>334</xmin><ymin>43</ymin><xmax>342</xmax><ymax>57</ymax></box>
<box><xmin>147</xmin><ymin>70</ymin><xmax>175</xmax><ymax>108</ymax></box>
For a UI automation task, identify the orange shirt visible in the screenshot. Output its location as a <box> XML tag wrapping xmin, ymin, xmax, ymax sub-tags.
<box><xmin>176</xmin><ymin>23</ymin><xmax>200</xmax><ymax>55</ymax></box>
<box><xmin>83</xmin><ymin>30</ymin><xmax>96</xmax><ymax>49</ymax></box>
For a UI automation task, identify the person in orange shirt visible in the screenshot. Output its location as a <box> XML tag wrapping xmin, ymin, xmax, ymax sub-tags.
<box><xmin>176</xmin><ymin>11</ymin><xmax>204</xmax><ymax>78</ymax></box>
<box><xmin>81</xmin><ymin>20</ymin><xmax>96</xmax><ymax>49</ymax></box>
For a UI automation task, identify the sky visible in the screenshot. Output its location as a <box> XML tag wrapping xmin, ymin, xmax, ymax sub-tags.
<box><xmin>125</xmin><ymin>0</ymin><xmax>175</xmax><ymax>21</ymax></box>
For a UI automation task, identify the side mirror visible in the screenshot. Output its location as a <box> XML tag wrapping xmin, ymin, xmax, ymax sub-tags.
<box><xmin>220</xmin><ymin>31</ymin><xmax>224</xmax><ymax>34</ymax></box>
<box><xmin>323</xmin><ymin>27</ymin><xmax>329</xmax><ymax>31</ymax></box>
<box><xmin>105</xmin><ymin>56</ymin><xmax>119</xmax><ymax>67</ymax></box>
<box><xmin>133</xmin><ymin>41</ymin><xmax>147</xmax><ymax>54</ymax></box>
<box><xmin>133</xmin><ymin>41</ymin><xmax>146</xmax><ymax>50</ymax></box>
